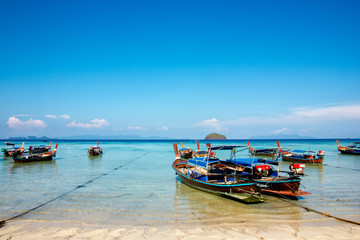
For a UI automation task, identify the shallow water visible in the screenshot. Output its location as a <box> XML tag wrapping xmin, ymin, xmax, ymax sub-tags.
<box><xmin>0</xmin><ymin>139</ymin><xmax>359</xmax><ymax>227</ymax></box>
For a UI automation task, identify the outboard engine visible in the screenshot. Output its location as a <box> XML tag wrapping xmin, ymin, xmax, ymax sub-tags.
<box><xmin>289</xmin><ymin>163</ymin><xmax>305</xmax><ymax>175</ymax></box>
<box><xmin>317</xmin><ymin>150</ymin><xmax>325</xmax><ymax>158</ymax></box>
<box><xmin>254</xmin><ymin>164</ymin><xmax>271</xmax><ymax>178</ymax></box>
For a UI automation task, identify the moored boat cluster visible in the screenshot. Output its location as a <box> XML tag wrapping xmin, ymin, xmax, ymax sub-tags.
<box><xmin>173</xmin><ymin>142</ymin><xmax>311</xmax><ymax>203</ymax></box>
<box><xmin>172</xmin><ymin>140</ymin><xmax>360</xmax><ymax>204</ymax></box>
<box><xmin>1</xmin><ymin>141</ymin><xmax>58</xmax><ymax>163</ymax></box>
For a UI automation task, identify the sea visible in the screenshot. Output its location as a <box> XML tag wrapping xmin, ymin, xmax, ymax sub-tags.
<box><xmin>0</xmin><ymin>139</ymin><xmax>359</xmax><ymax>228</ymax></box>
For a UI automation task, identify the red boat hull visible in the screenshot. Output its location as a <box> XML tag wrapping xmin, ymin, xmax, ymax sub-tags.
<box><xmin>281</xmin><ymin>154</ymin><xmax>323</xmax><ymax>164</ymax></box>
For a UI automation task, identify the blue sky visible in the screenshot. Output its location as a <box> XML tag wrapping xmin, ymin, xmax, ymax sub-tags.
<box><xmin>1</xmin><ymin>0</ymin><xmax>360</xmax><ymax>139</ymax></box>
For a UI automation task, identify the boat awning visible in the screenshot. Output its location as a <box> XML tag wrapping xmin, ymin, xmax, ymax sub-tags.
<box><xmin>292</xmin><ymin>150</ymin><xmax>316</xmax><ymax>154</ymax></box>
<box><xmin>229</xmin><ymin>158</ymin><xmax>278</xmax><ymax>167</ymax></box>
<box><xmin>208</xmin><ymin>145</ymin><xmax>247</xmax><ymax>150</ymax></box>
<box><xmin>188</xmin><ymin>158</ymin><xmax>218</xmax><ymax>168</ymax></box>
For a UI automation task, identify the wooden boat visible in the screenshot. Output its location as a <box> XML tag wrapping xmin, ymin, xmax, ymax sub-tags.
<box><xmin>172</xmin><ymin>143</ymin><xmax>264</xmax><ymax>203</ymax></box>
<box><xmin>336</xmin><ymin>140</ymin><xmax>360</xmax><ymax>155</ymax></box>
<box><xmin>280</xmin><ymin>150</ymin><xmax>324</xmax><ymax>164</ymax></box>
<box><xmin>28</xmin><ymin>141</ymin><xmax>52</xmax><ymax>154</ymax></box>
<box><xmin>88</xmin><ymin>141</ymin><xmax>103</xmax><ymax>155</ymax></box>
<box><xmin>178</xmin><ymin>142</ymin><xmax>194</xmax><ymax>159</ymax></box>
<box><xmin>13</xmin><ymin>144</ymin><xmax>58</xmax><ymax>163</ymax></box>
<box><xmin>207</xmin><ymin>144</ymin><xmax>310</xmax><ymax>199</ymax></box>
<box><xmin>2</xmin><ymin>142</ymin><xmax>24</xmax><ymax>157</ymax></box>
<box><xmin>247</xmin><ymin>141</ymin><xmax>289</xmax><ymax>156</ymax></box>
<box><xmin>193</xmin><ymin>142</ymin><xmax>215</xmax><ymax>158</ymax></box>
<box><xmin>5</xmin><ymin>142</ymin><xmax>15</xmax><ymax>146</ymax></box>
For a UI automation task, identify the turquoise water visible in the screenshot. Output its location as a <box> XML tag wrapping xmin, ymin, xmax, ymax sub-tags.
<box><xmin>0</xmin><ymin>139</ymin><xmax>359</xmax><ymax>227</ymax></box>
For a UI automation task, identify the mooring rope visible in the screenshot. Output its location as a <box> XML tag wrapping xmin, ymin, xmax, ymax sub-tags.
<box><xmin>0</xmin><ymin>153</ymin><xmax>146</xmax><ymax>228</ymax></box>
<box><xmin>273</xmin><ymin>191</ymin><xmax>360</xmax><ymax>226</ymax></box>
<box><xmin>324</xmin><ymin>164</ymin><xmax>360</xmax><ymax>172</ymax></box>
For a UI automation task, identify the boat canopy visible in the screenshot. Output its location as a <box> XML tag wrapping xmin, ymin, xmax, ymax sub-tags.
<box><xmin>292</xmin><ymin>150</ymin><xmax>316</xmax><ymax>154</ymax></box>
<box><xmin>208</xmin><ymin>145</ymin><xmax>247</xmax><ymax>151</ymax></box>
<box><xmin>229</xmin><ymin>158</ymin><xmax>278</xmax><ymax>167</ymax></box>
<box><xmin>188</xmin><ymin>158</ymin><xmax>209</xmax><ymax>167</ymax></box>
<box><xmin>292</xmin><ymin>150</ymin><xmax>306</xmax><ymax>153</ymax></box>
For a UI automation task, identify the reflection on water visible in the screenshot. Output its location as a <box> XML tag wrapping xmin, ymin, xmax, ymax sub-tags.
<box><xmin>174</xmin><ymin>177</ymin><xmax>309</xmax><ymax>224</ymax></box>
<box><xmin>9</xmin><ymin>161</ymin><xmax>57</xmax><ymax>174</ymax></box>
<box><xmin>0</xmin><ymin>139</ymin><xmax>359</xmax><ymax>227</ymax></box>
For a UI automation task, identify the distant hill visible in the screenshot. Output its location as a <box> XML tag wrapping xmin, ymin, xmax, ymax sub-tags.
<box><xmin>1</xmin><ymin>135</ymin><xmax>169</xmax><ymax>141</ymax></box>
<box><xmin>6</xmin><ymin>136</ymin><xmax>53</xmax><ymax>140</ymax></box>
<box><xmin>205</xmin><ymin>133</ymin><xmax>227</xmax><ymax>140</ymax></box>
<box><xmin>60</xmin><ymin>135</ymin><xmax>169</xmax><ymax>140</ymax></box>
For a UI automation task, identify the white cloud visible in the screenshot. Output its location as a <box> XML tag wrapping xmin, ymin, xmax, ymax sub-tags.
<box><xmin>270</xmin><ymin>127</ymin><xmax>289</xmax><ymax>135</ymax></box>
<box><xmin>196</xmin><ymin>118</ymin><xmax>228</xmax><ymax>132</ymax></box>
<box><xmin>157</xmin><ymin>126</ymin><xmax>169</xmax><ymax>131</ymax></box>
<box><xmin>45</xmin><ymin>114</ymin><xmax>70</xmax><ymax>119</ymax></box>
<box><xmin>224</xmin><ymin>104</ymin><xmax>360</xmax><ymax>126</ymax></box>
<box><xmin>7</xmin><ymin>116</ymin><xmax>47</xmax><ymax>129</ymax></box>
<box><xmin>60</xmin><ymin>114</ymin><xmax>70</xmax><ymax>119</ymax></box>
<box><xmin>127</xmin><ymin>126</ymin><xmax>145</xmax><ymax>130</ymax></box>
<box><xmin>45</xmin><ymin>114</ymin><xmax>57</xmax><ymax>119</ymax></box>
<box><xmin>67</xmin><ymin>118</ymin><xmax>109</xmax><ymax>128</ymax></box>
<box><xmin>293</xmin><ymin>105</ymin><xmax>360</xmax><ymax>120</ymax></box>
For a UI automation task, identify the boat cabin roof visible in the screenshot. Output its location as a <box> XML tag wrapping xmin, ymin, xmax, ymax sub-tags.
<box><xmin>230</xmin><ymin>158</ymin><xmax>278</xmax><ymax>167</ymax></box>
<box><xmin>188</xmin><ymin>157</ymin><xmax>218</xmax><ymax>167</ymax></box>
<box><xmin>208</xmin><ymin>145</ymin><xmax>247</xmax><ymax>150</ymax></box>
<box><xmin>292</xmin><ymin>150</ymin><xmax>316</xmax><ymax>154</ymax></box>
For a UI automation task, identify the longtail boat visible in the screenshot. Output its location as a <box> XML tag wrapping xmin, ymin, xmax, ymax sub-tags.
<box><xmin>193</xmin><ymin>142</ymin><xmax>215</xmax><ymax>158</ymax></box>
<box><xmin>178</xmin><ymin>142</ymin><xmax>194</xmax><ymax>159</ymax></box>
<box><xmin>207</xmin><ymin>144</ymin><xmax>310</xmax><ymax>199</ymax></box>
<box><xmin>280</xmin><ymin>150</ymin><xmax>324</xmax><ymax>164</ymax></box>
<box><xmin>88</xmin><ymin>141</ymin><xmax>103</xmax><ymax>155</ymax></box>
<box><xmin>13</xmin><ymin>144</ymin><xmax>58</xmax><ymax>163</ymax></box>
<box><xmin>2</xmin><ymin>142</ymin><xmax>25</xmax><ymax>157</ymax></box>
<box><xmin>247</xmin><ymin>141</ymin><xmax>290</xmax><ymax>157</ymax></box>
<box><xmin>336</xmin><ymin>140</ymin><xmax>360</xmax><ymax>155</ymax></box>
<box><xmin>28</xmin><ymin>141</ymin><xmax>52</xmax><ymax>154</ymax></box>
<box><xmin>172</xmin><ymin>143</ymin><xmax>264</xmax><ymax>203</ymax></box>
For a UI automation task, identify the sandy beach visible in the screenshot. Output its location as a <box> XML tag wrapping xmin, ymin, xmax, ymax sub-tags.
<box><xmin>1</xmin><ymin>218</ymin><xmax>360</xmax><ymax>240</ymax></box>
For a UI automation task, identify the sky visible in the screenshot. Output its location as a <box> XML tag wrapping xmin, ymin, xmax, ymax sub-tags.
<box><xmin>1</xmin><ymin>0</ymin><xmax>360</xmax><ymax>139</ymax></box>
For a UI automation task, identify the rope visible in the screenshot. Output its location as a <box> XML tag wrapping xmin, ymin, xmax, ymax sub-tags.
<box><xmin>0</xmin><ymin>154</ymin><xmax>146</xmax><ymax>228</ymax></box>
<box><xmin>272</xmin><ymin>191</ymin><xmax>360</xmax><ymax>226</ymax></box>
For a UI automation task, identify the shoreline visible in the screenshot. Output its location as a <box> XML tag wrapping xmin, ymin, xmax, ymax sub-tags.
<box><xmin>1</xmin><ymin>218</ymin><xmax>360</xmax><ymax>240</ymax></box>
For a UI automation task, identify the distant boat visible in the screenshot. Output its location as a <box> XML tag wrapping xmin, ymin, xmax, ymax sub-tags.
<box><xmin>247</xmin><ymin>141</ymin><xmax>289</xmax><ymax>157</ymax></box>
<box><xmin>178</xmin><ymin>142</ymin><xmax>194</xmax><ymax>159</ymax></box>
<box><xmin>5</xmin><ymin>142</ymin><xmax>15</xmax><ymax>146</ymax></box>
<box><xmin>280</xmin><ymin>150</ymin><xmax>325</xmax><ymax>164</ymax></box>
<box><xmin>172</xmin><ymin>143</ymin><xmax>264</xmax><ymax>203</ymax></box>
<box><xmin>336</xmin><ymin>140</ymin><xmax>360</xmax><ymax>155</ymax></box>
<box><xmin>27</xmin><ymin>141</ymin><xmax>52</xmax><ymax>154</ymax></box>
<box><xmin>193</xmin><ymin>142</ymin><xmax>216</xmax><ymax>158</ymax></box>
<box><xmin>13</xmin><ymin>144</ymin><xmax>58</xmax><ymax>163</ymax></box>
<box><xmin>88</xmin><ymin>141</ymin><xmax>103</xmax><ymax>155</ymax></box>
<box><xmin>2</xmin><ymin>142</ymin><xmax>25</xmax><ymax>157</ymax></box>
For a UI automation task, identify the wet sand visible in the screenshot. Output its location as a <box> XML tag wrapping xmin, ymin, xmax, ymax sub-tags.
<box><xmin>1</xmin><ymin>218</ymin><xmax>360</xmax><ymax>240</ymax></box>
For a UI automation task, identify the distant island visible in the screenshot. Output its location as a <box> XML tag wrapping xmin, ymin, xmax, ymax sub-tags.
<box><xmin>5</xmin><ymin>136</ymin><xmax>53</xmax><ymax>140</ymax></box>
<box><xmin>205</xmin><ymin>133</ymin><xmax>227</xmax><ymax>139</ymax></box>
